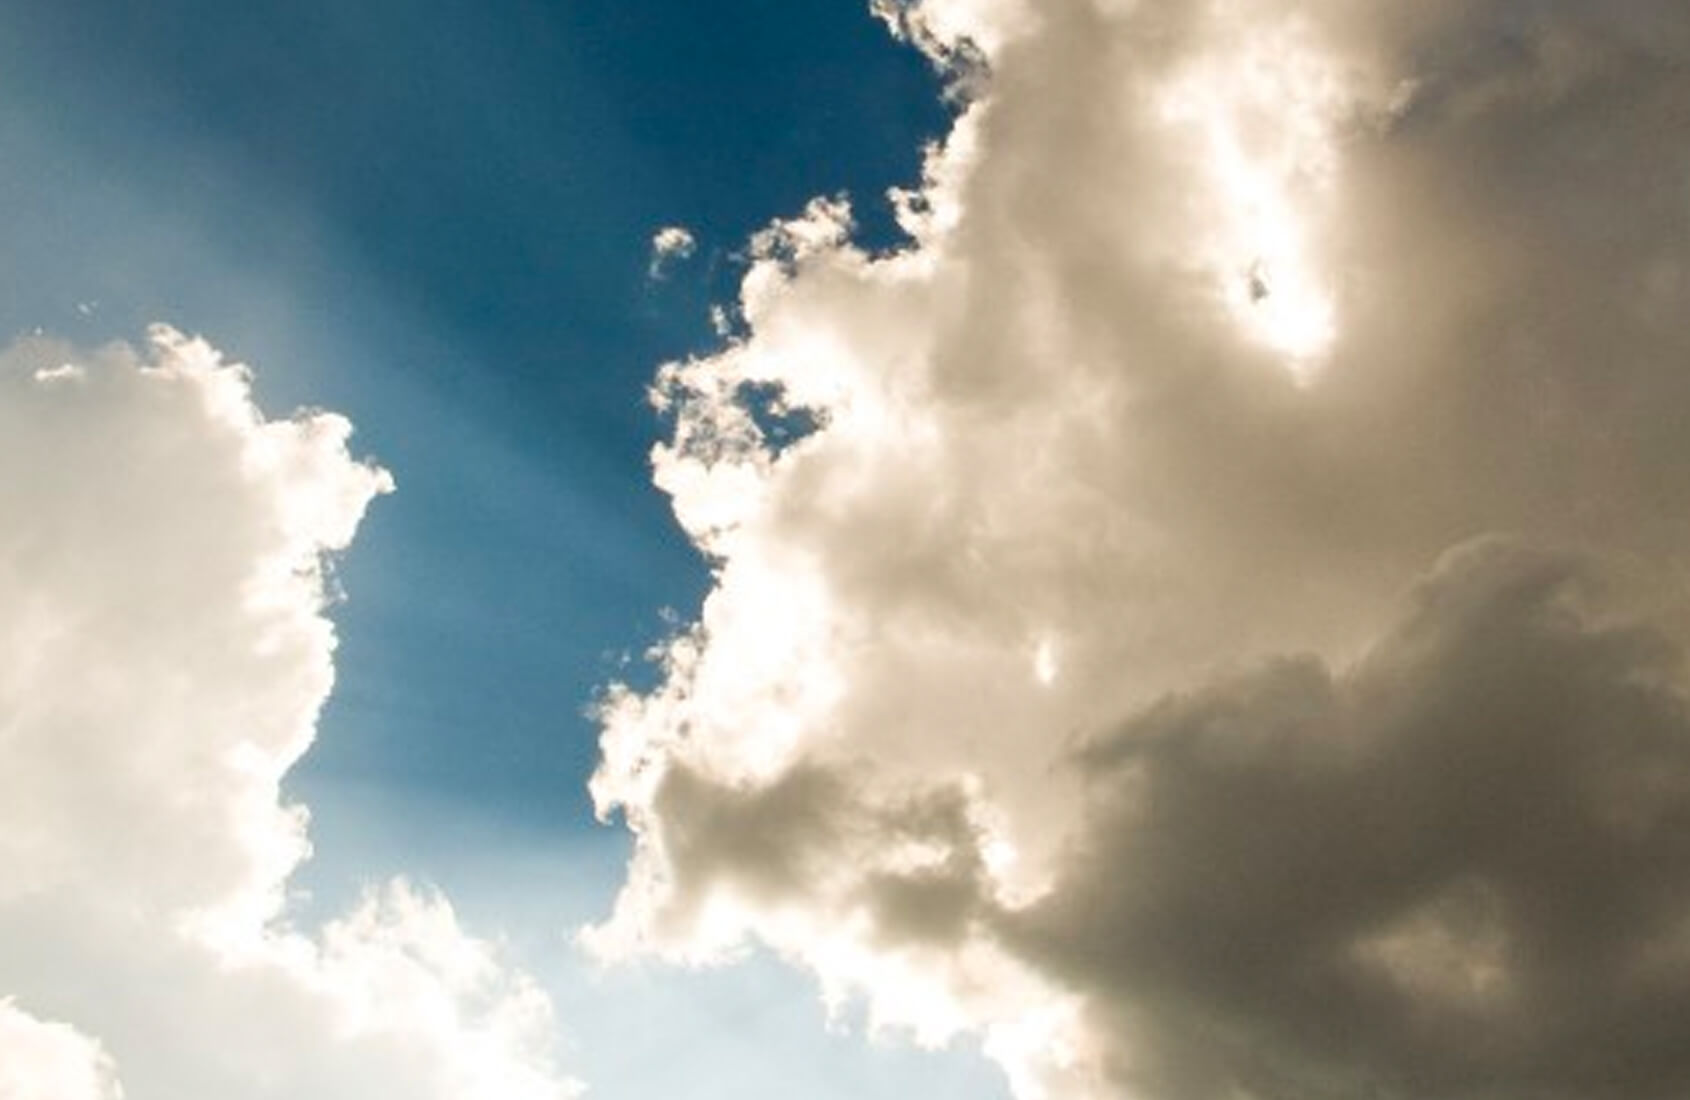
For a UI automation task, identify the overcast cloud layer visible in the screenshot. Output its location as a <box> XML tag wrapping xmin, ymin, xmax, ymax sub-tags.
<box><xmin>593</xmin><ymin>1</ymin><xmax>1690</xmax><ymax>1097</ymax></box>
<box><xmin>0</xmin><ymin>331</ymin><xmax>577</xmax><ymax>1099</ymax></box>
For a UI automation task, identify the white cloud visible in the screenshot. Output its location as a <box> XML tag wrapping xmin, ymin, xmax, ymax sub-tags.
<box><xmin>649</xmin><ymin>225</ymin><xmax>698</xmax><ymax>279</ymax></box>
<box><xmin>0</xmin><ymin>327</ymin><xmax>579</xmax><ymax>1099</ymax></box>
<box><xmin>0</xmin><ymin>1001</ymin><xmax>121</xmax><ymax>1100</ymax></box>
<box><xmin>594</xmin><ymin>1</ymin><xmax>1690</xmax><ymax>1097</ymax></box>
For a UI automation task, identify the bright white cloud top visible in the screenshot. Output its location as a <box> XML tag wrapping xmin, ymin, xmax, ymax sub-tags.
<box><xmin>592</xmin><ymin>2</ymin><xmax>1690</xmax><ymax>1098</ymax></box>
<box><xmin>0</xmin><ymin>330</ymin><xmax>577</xmax><ymax>1099</ymax></box>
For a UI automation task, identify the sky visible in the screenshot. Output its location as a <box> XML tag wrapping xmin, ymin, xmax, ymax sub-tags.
<box><xmin>4</xmin><ymin>1</ymin><xmax>1690</xmax><ymax>1099</ymax></box>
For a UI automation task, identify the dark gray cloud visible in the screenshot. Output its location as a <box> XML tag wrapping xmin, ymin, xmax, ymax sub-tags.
<box><xmin>1012</xmin><ymin>539</ymin><xmax>1690</xmax><ymax>1099</ymax></box>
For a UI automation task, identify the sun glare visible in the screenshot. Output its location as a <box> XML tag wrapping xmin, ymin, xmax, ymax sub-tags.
<box><xmin>1031</xmin><ymin>636</ymin><xmax>1058</xmax><ymax>686</ymax></box>
<box><xmin>1158</xmin><ymin>16</ymin><xmax>1344</xmax><ymax>380</ymax></box>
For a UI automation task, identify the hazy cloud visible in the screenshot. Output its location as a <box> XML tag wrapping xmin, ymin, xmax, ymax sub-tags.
<box><xmin>0</xmin><ymin>329</ymin><xmax>578</xmax><ymax>1099</ymax></box>
<box><xmin>594</xmin><ymin>0</ymin><xmax>1690</xmax><ymax>1096</ymax></box>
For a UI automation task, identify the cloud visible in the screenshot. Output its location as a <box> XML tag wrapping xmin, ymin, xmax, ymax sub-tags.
<box><xmin>0</xmin><ymin>328</ymin><xmax>578</xmax><ymax>1099</ymax></box>
<box><xmin>1009</xmin><ymin>538</ymin><xmax>1690</xmax><ymax>1099</ymax></box>
<box><xmin>0</xmin><ymin>1001</ymin><xmax>120</xmax><ymax>1100</ymax></box>
<box><xmin>650</xmin><ymin>225</ymin><xmax>699</xmax><ymax>279</ymax></box>
<box><xmin>592</xmin><ymin>1</ymin><xmax>1690</xmax><ymax>1096</ymax></box>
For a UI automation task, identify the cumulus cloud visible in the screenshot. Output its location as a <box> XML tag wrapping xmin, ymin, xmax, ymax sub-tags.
<box><xmin>0</xmin><ymin>328</ymin><xmax>578</xmax><ymax>1099</ymax></box>
<box><xmin>593</xmin><ymin>1</ymin><xmax>1690</xmax><ymax>1097</ymax></box>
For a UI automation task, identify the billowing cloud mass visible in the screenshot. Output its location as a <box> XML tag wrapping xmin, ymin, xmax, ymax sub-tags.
<box><xmin>0</xmin><ymin>329</ymin><xmax>578</xmax><ymax>1099</ymax></box>
<box><xmin>592</xmin><ymin>1</ymin><xmax>1690</xmax><ymax>1097</ymax></box>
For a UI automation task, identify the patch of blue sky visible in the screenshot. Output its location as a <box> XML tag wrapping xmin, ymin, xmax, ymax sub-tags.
<box><xmin>0</xmin><ymin>0</ymin><xmax>948</xmax><ymax>824</ymax></box>
<box><xmin>0</xmin><ymin>0</ymin><xmax>1001</xmax><ymax>1094</ymax></box>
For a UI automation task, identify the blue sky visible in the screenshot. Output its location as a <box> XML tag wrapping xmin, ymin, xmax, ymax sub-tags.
<box><xmin>0</xmin><ymin>0</ymin><xmax>1002</xmax><ymax>1094</ymax></box>
<box><xmin>0</xmin><ymin>0</ymin><xmax>923</xmax><ymax>843</ymax></box>
<box><xmin>0</xmin><ymin>0</ymin><xmax>942</xmax><ymax>832</ymax></box>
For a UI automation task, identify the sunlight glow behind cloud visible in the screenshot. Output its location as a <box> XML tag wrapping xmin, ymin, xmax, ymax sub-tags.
<box><xmin>10</xmin><ymin>1</ymin><xmax>1690</xmax><ymax>1097</ymax></box>
<box><xmin>1154</xmin><ymin>13</ymin><xmax>1344</xmax><ymax>375</ymax></box>
<box><xmin>592</xmin><ymin>2</ymin><xmax>1690</xmax><ymax>1097</ymax></box>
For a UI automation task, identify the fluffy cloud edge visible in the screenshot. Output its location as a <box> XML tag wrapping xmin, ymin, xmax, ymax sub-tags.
<box><xmin>0</xmin><ymin>327</ymin><xmax>580</xmax><ymax>1100</ymax></box>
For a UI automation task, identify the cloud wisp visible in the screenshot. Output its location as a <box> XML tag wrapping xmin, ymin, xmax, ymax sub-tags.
<box><xmin>591</xmin><ymin>2</ymin><xmax>1690</xmax><ymax>1097</ymax></box>
<box><xmin>0</xmin><ymin>329</ymin><xmax>579</xmax><ymax>1099</ymax></box>
<box><xmin>650</xmin><ymin>225</ymin><xmax>700</xmax><ymax>280</ymax></box>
